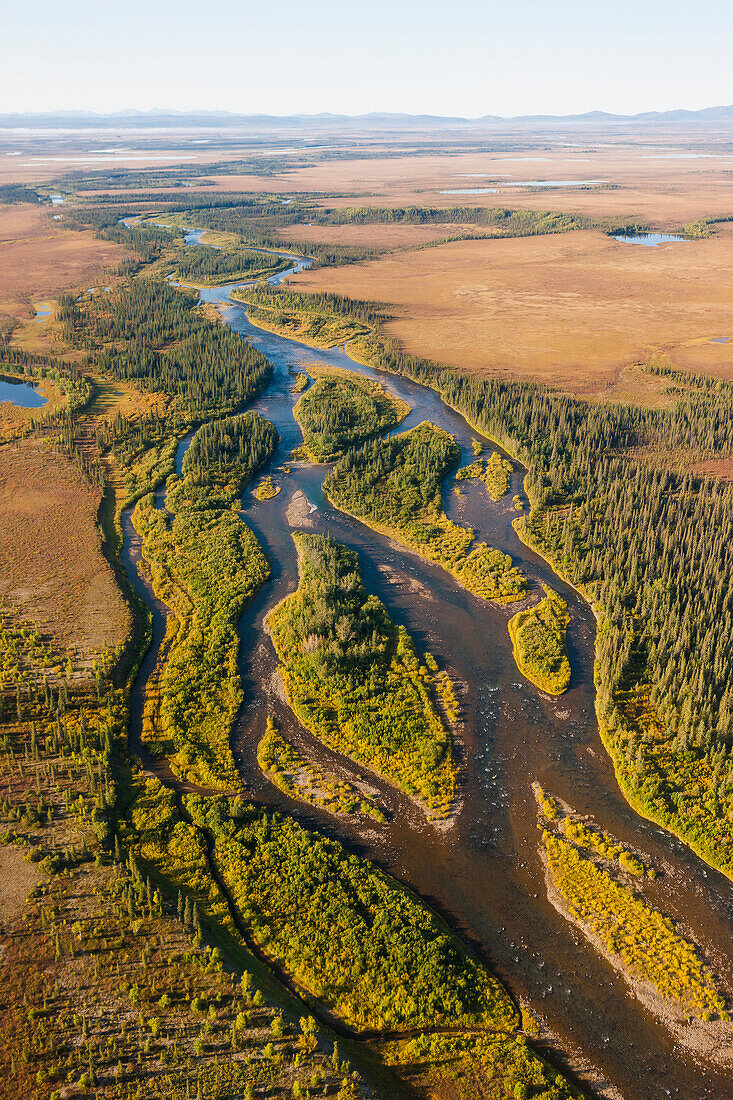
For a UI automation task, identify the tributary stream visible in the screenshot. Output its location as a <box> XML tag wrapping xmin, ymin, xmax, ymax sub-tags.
<box><xmin>120</xmin><ymin>232</ymin><xmax>733</xmax><ymax>1099</ymax></box>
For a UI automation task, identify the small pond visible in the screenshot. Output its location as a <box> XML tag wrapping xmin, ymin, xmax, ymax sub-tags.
<box><xmin>612</xmin><ymin>232</ymin><xmax>687</xmax><ymax>246</ymax></box>
<box><xmin>0</xmin><ymin>377</ymin><xmax>48</xmax><ymax>407</ymax></box>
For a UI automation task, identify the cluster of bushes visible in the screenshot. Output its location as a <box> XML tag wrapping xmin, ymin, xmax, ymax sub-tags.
<box><xmin>257</xmin><ymin>717</ymin><xmax>384</xmax><ymax>820</ymax></box>
<box><xmin>542</xmin><ymin>829</ymin><xmax>727</xmax><ymax>1021</ymax></box>
<box><xmin>185</xmin><ymin>795</ymin><xmax>515</xmax><ymax>1034</ymax></box>
<box><xmin>131</xmin><ymin>413</ymin><xmax>278</xmax><ymax>788</ymax></box>
<box><xmin>508</xmin><ymin>586</ymin><xmax>571</xmax><ymax>695</ymax></box>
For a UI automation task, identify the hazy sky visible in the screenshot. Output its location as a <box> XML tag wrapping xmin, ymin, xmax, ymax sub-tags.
<box><xmin>3</xmin><ymin>0</ymin><xmax>732</xmax><ymax>117</ymax></box>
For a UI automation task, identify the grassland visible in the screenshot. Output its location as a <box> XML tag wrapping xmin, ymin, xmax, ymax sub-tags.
<box><xmin>508</xmin><ymin>586</ymin><xmax>571</xmax><ymax>695</ymax></box>
<box><xmin>267</xmin><ymin>533</ymin><xmax>455</xmax><ymax>814</ymax></box>
<box><xmin>287</xmin><ymin>226</ymin><xmax>733</xmax><ymax>395</ymax></box>
<box><xmin>257</xmin><ymin>717</ymin><xmax>385</xmax><ymax>820</ymax></box>
<box><xmin>293</xmin><ymin>369</ymin><xmax>409</xmax><ymax>460</ymax></box>
<box><xmin>0</xmin><ymin>436</ymin><xmax>130</xmax><ymax>669</ymax></box>
<box><xmin>323</xmin><ymin>422</ymin><xmax>528</xmax><ymax>603</ymax></box>
<box><xmin>0</xmin><ymin>203</ymin><xmax>125</xmax><ymax>331</ymax></box>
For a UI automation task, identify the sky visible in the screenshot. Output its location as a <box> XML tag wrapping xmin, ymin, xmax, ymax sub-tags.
<box><xmin>3</xmin><ymin>0</ymin><xmax>732</xmax><ymax>118</ymax></box>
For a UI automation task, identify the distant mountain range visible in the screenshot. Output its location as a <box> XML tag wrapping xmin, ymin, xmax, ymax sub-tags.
<box><xmin>3</xmin><ymin>106</ymin><xmax>733</xmax><ymax>130</ymax></box>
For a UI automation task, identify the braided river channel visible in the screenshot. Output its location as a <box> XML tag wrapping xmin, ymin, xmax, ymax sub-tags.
<box><xmin>120</xmin><ymin>233</ymin><xmax>733</xmax><ymax>1099</ymax></box>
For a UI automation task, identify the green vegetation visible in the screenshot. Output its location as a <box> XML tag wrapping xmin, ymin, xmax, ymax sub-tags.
<box><xmin>188</xmin><ymin>796</ymin><xmax>514</xmax><ymax>1034</ymax></box>
<box><xmin>291</xmin><ymin>372</ymin><xmax>310</xmax><ymax>393</ymax></box>
<box><xmin>253</xmin><ymin>475</ymin><xmax>280</xmax><ymax>500</ymax></box>
<box><xmin>380</xmin><ymin>1031</ymin><xmax>582</xmax><ymax>1100</ymax></box>
<box><xmin>324</xmin><ymin>422</ymin><xmax>527</xmax><ymax>603</ymax></box>
<box><xmin>344</xmin><ymin>322</ymin><xmax>733</xmax><ymax>876</ymax></box>
<box><xmin>171</xmin><ymin>243</ymin><xmax>289</xmax><ymax>286</ymax></box>
<box><xmin>231</xmin><ymin>285</ymin><xmax>376</xmax><ymax>348</ymax></box>
<box><xmin>456</xmin><ymin>450</ymin><xmax>513</xmax><ymax>500</ymax></box>
<box><xmin>508</xmin><ymin>586</ymin><xmax>571</xmax><ymax>695</ymax></box>
<box><xmin>257</xmin><ymin>717</ymin><xmax>385</xmax><ymax>820</ymax></box>
<box><xmin>126</xmin><ymin>775</ymin><xmax>572</xmax><ymax>1094</ymax></box>
<box><xmin>294</xmin><ymin>370</ymin><xmax>409</xmax><ymax>460</ymax></box>
<box><xmin>267</xmin><ymin>533</ymin><xmax>455</xmax><ymax>814</ymax></box>
<box><xmin>63</xmin><ymin>278</ymin><xmax>272</xmax><ymax>423</ymax></box>
<box><xmin>0</xmin><ymin>619</ymin><xmax>374</xmax><ymax>1100</ymax></box>
<box><xmin>541</xmin><ymin>828</ymin><xmax>727</xmax><ymax>1022</ymax></box>
<box><xmin>181</xmin><ymin>411</ymin><xmax>279</xmax><ymax>503</ymax></box>
<box><xmin>132</xmin><ymin>413</ymin><xmax>277</xmax><ymax>788</ymax></box>
<box><xmin>561</xmin><ymin>817</ymin><xmax>650</xmax><ymax>877</ymax></box>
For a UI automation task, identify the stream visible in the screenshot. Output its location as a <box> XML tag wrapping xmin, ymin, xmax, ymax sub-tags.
<box><xmin>119</xmin><ymin>231</ymin><xmax>733</xmax><ymax>1099</ymax></box>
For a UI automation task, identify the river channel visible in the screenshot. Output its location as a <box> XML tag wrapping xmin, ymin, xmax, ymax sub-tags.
<box><xmin>120</xmin><ymin>230</ymin><xmax>733</xmax><ymax>1099</ymax></box>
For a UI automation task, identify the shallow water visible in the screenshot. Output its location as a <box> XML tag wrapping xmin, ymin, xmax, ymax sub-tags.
<box><xmin>0</xmin><ymin>376</ymin><xmax>47</xmax><ymax>407</ymax></box>
<box><xmin>612</xmin><ymin>232</ymin><xmax>687</xmax><ymax>247</ymax></box>
<box><xmin>501</xmin><ymin>179</ymin><xmax>609</xmax><ymax>187</ymax></box>
<box><xmin>439</xmin><ymin>187</ymin><xmax>499</xmax><ymax>194</ymax></box>
<box><xmin>120</xmin><ymin>244</ymin><xmax>733</xmax><ymax>1099</ymax></box>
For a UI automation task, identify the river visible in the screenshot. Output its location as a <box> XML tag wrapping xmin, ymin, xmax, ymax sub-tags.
<box><xmin>120</xmin><ymin>232</ymin><xmax>733</xmax><ymax>1099</ymax></box>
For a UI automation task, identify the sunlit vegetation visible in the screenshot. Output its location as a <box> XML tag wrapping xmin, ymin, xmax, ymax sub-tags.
<box><xmin>541</xmin><ymin>828</ymin><xmax>727</xmax><ymax>1022</ymax></box>
<box><xmin>323</xmin><ymin>422</ymin><xmax>527</xmax><ymax>603</ymax></box>
<box><xmin>267</xmin><ymin>534</ymin><xmax>455</xmax><ymax>814</ymax></box>
<box><xmin>187</xmin><ymin>795</ymin><xmax>515</xmax><ymax>1034</ymax></box>
<box><xmin>257</xmin><ymin>717</ymin><xmax>385</xmax><ymax>820</ymax></box>
<box><xmin>232</xmin><ymin>285</ymin><xmax>375</xmax><ymax>348</ymax></box>
<box><xmin>456</xmin><ymin>450</ymin><xmax>513</xmax><ymax>500</ymax></box>
<box><xmin>355</xmin><ymin>333</ymin><xmax>733</xmax><ymax>875</ymax></box>
<box><xmin>0</xmin><ymin>637</ymin><xmax>370</xmax><ymax>1100</ymax></box>
<box><xmin>508</xmin><ymin>586</ymin><xmax>571</xmax><ymax>695</ymax></box>
<box><xmin>182</xmin><ymin>411</ymin><xmax>279</xmax><ymax>504</ymax></box>
<box><xmin>291</xmin><ymin>372</ymin><xmax>310</xmax><ymax>394</ymax></box>
<box><xmin>132</xmin><ymin>414</ymin><xmax>277</xmax><ymax>788</ymax></box>
<box><xmin>253</xmin><ymin>475</ymin><xmax>280</xmax><ymax>501</ymax></box>
<box><xmin>303</xmin><ymin>205</ymin><xmax>591</xmax><ymax>238</ymax></box>
<box><xmin>380</xmin><ymin>1031</ymin><xmax>582</xmax><ymax>1100</ymax></box>
<box><xmin>294</xmin><ymin>370</ymin><xmax>409</xmax><ymax>460</ymax></box>
<box><xmin>124</xmin><ymin>778</ymin><xmax>570</xmax><ymax>1093</ymax></box>
<box><xmin>171</xmin><ymin>243</ymin><xmax>289</xmax><ymax>286</ymax></box>
<box><xmin>561</xmin><ymin>817</ymin><xmax>650</xmax><ymax>878</ymax></box>
<box><xmin>62</xmin><ymin>278</ymin><xmax>272</xmax><ymax>423</ymax></box>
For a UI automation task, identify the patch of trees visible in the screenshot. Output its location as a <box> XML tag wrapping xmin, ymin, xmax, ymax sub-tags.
<box><xmin>267</xmin><ymin>533</ymin><xmax>455</xmax><ymax>812</ymax></box>
<box><xmin>172</xmin><ymin>244</ymin><xmax>288</xmax><ymax>285</ymax></box>
<box><xmin>69</xmin><ymin>279</ymin><xmax>273</xmax><ymax>422</ymax></box>
<box><xmin>339</xmin><ymin>314</ymin><xmax>733</xmax><ymax>874</ymax></box>
<box><xmin>324</xmin><ymin>423</ymin><xmax>527</xmax><ymax>602</ymax></box>
<box><xmin>508</xmin><ymin>586</ymin><xmax>571</xmax><ymax>695</ymax></box>
<box><xmin>182</xmin><ymin>411</ymin><xmax>279</xmax><ymax>499</ymax></box>
<box><xmin>186</xmin><ymin>794</ymin><xmax>513</xmax><ymax>1032</ymax></box>
<box><xmin>294</xmin><ymin>372</ymin><xmax>408</xmax><ymax>460</ymax></box>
